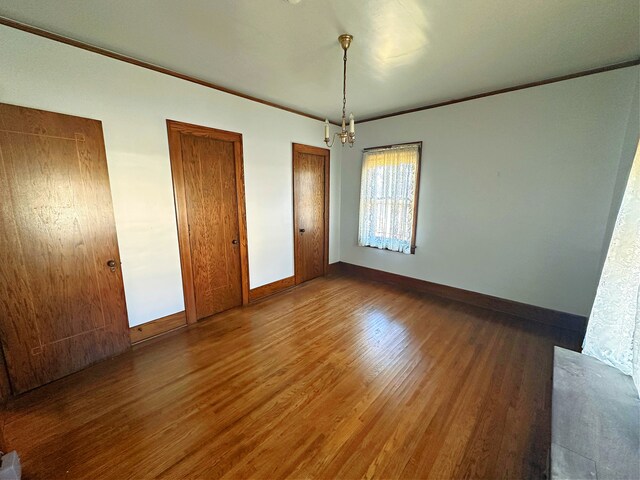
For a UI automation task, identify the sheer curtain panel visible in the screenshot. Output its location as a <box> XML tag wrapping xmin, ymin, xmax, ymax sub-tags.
<box><xmin>358</xmin><ymin>144</ymin><xmax>420</xmax><ymax>254</ymax></box>
<box><xmin>583</xmin><ymin>140</ymin><xmax>640</xmax><ymax>394</ymax></box>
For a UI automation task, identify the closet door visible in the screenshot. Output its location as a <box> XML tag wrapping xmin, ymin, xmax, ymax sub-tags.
<box><xmin>292</xmin><ymin>143</ymin><xmax>330</xmax><ymax>284</ymax></box>
<box><xmin>0</xmin><ymin>103</ymin><xmax>130</xmax><ymax>394</ymax></box>
<box><xmin>167</xmin><ymin>120</ymin><xmax>249</xmax><ymax>322</ymax></box>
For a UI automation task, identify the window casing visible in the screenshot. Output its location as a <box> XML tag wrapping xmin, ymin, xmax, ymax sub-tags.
<box><xmin>358</xmin><ymin>143</ymin><xmax>421</xmax><ymax>254</ymax></box>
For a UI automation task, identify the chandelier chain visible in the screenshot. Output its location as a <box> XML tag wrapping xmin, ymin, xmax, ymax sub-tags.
<box><xmin>324</xmin><ymin>34</ymin><xmax>355</xmax><ymax>148</ymax></box>
<box><xmin>342</xmin><ymin>49</ymin><xmax>347</xmax><ymax>123</ymax></box>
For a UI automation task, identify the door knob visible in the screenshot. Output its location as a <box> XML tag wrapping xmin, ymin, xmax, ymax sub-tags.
<box><xmin>231</xmin><ymin>239</ymin><xmax>239</xmax><ymax>245</ymax></box>
<box><xmin>106</xmin><ymin>259</ymin><xmax>117</xmax><ymax>272</ymax></box>
<box><xmin>299</xmin><ymin>229</ymin><xmax>306</xmax><ymax>233</ymax></box>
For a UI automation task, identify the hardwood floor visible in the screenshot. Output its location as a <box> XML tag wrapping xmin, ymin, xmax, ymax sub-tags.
<box><xmin>3</xmin><ymin>275</ymin><xmax>580</xmax><ymax>479</ymax></box>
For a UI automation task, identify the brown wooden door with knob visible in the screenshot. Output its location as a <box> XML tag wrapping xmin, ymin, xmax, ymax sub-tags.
<box><xmin>167</xmin><ymin>121</ymin><xmax>249</xmax><ymax>322</ymax></box>
<box><xmin>293</xmin><ymin>143</ymin><xmax>330</xmax><ymax>285</ymax></box>
<box><xmin>0</xmin><ymin>103</ymin><xmax>130</xmax><ymax>394</ymax></box>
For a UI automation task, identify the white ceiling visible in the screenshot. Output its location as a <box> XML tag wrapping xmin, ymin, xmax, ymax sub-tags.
<box><xmin>1</xmin><ymin>0</ymin><xmax>638</xmax><ymax>121</ymax></box>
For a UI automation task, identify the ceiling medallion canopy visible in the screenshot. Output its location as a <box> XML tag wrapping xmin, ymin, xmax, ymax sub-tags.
<box><xmin>324</xmin><ymin>34</ymin><xmax>355</xmax><ymax>148</ymax></box>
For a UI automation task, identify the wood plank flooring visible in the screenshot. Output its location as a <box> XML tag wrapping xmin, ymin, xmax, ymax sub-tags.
<box><xmin>3</xmin><ymin>275</ymin><xmax>580</xmax><ymax>479</ymax></box>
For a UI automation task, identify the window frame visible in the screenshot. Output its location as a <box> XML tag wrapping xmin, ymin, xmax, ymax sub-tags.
<box><xmin>359</xmin><ymin>141</ymin><xmax>423</xmax><ymax>255</ymax></box>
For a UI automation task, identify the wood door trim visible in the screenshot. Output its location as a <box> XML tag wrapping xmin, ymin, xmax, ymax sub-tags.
<box><xmin>167</xmin><ymin>120</ymin><xmax>250</xmax><ymax>324</ymax></box>
<box><xmin>292</xmin><ymin>143</ymin><xmax>330</xmax><ymax>285</ymax></box>
<box><xmin>0</xmin><ymin>349</ymin><xmax>11</xmax><ymax>404</ymax></box>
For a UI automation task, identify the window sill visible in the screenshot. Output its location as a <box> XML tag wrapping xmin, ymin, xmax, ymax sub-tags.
<box><xmin>359</xmin><ymin>244</ymin><xmax>416</xmax><ymax>255</ymax></box>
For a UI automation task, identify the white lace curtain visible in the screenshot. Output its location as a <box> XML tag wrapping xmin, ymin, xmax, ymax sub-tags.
<box><xmin>583</xmin><ymin>140</ymin><xmax>640</xmax><ymax>394</ymax></box>
<box><xmin>358</xmin><ymin>144</ymin><xmax>420</xmax><ymax>254</ymax></box>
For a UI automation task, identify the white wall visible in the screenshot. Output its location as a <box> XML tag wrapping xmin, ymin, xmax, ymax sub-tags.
<box><xmin>2</xmin><ymin>24</ymin><xmax>636</xmax><ymax>327</ymax></box>
<box><xmin>341</xmin><ymin>67</ymin><xmax>639</xmax><ymax>317</ymax></box>
<box><xmin>0</xmin><ymin>26</ymin><xmax>342</xmax><ymax>327</ymax></box>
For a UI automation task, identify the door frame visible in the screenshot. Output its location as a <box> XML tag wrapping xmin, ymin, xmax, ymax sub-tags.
<box><xmin>167</xmin><ymin>120</ymin><xmax>250</xmax><ymax>324</ymax></box>
<box><xmin>292</xmin><ymin>143</ymin><xmax>330</xmax><ymax>285</ymax></box>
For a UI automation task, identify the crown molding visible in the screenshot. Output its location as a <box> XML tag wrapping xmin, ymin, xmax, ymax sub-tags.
<box><xmin>359</xmin><ymin>58</ymin><xmax>640</xmax><ymax>123</ymax></box>
<box><xmin>2</xmin><ymin>16</ymin><xmax>637</xmax><ymax>127</ymax></box>
<box><xmin>0</xmin><ymin>16</ymin><xmax>340</xmax><ymax>124</ymax></box>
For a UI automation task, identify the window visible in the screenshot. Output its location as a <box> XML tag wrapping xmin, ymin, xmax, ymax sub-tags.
<box><xmin>358</xmin><ymin>143</ymin><xmax>421</xmax><ymax>254</ymax></box>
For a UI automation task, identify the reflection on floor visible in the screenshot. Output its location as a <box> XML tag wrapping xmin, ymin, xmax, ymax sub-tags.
<box><xmin>4</xmin><ymin>275</ymin><xmax>580</xmax><ymax>479</ymax></box>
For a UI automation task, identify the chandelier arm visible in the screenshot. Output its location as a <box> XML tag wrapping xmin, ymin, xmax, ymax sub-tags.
<box><xmin>326</xmin><ymin>136</ymin><xmax>334</xmax><ymax>148</ymax></box>
<box><xmin>325</xmin><ymin>132</ymin><xmax>336</xmax><ymax>148</ymax></box>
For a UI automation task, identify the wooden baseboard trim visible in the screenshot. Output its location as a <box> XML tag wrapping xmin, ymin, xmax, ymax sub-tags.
<box><xmin>327</xmin><ymin>262</ymin><xmax>343</xmax><ymax>275</ymax></box>
<box><xmin>333</xmin><ymin>261</ymin><xmax>587</xmax><ymax>334</ymax></box>
<box><xmin>130</xmin><ymin>311</ymin><xmax>187</xmax><ymax>344</ymax></box>
<box><xmin>249</xmin><ymin>276</ymin><xmax>296</xmax><ymax>303</ymax></box>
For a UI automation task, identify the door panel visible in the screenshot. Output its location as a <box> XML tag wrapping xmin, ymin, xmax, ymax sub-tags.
<box><xmin>0</xmin><ymin>103</ymin><xmax>130</xmax><ymax>394</ymax></box>
<box><xmin>180</xmin><ymin>133</ymin><xmax>242</xmax><ymax>319</ymax></box>
<box><xmin>293</xmin><ymin>144</ymin><xmax>329</xmax><ymax>284</ymax></box>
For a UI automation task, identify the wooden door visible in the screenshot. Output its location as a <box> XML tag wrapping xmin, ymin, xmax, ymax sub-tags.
<box><xmin>167</xmin><ymin>121</ymin><xmax>249</xmax><ymax>323</ymax></box>
<box><xmin>293</xmin><ymin>144</ymin><xmax>330</xmax><ymax>284</ymax></box>
<box><xmin>0</xmin><ymin>103</ymin><xmax>130</xmax><ymax>394</ymax></box>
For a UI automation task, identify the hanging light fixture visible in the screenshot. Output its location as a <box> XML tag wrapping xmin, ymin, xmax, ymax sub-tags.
<box><xmin>324</xmin><ymin>34</ymin><xmax>355</xmax><ymax>147</ymax></box>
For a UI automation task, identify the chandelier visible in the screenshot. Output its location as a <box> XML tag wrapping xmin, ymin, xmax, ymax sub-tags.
<box><xmin>324</xmin><ymin>34</ymin><xmax>355</xmax><ymax>147</ymax></box>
